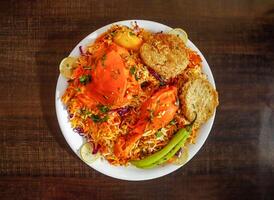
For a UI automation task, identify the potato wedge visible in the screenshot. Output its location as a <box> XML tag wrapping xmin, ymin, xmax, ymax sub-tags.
<box><xmin>113</xmin><ymin>28</ymin><xmax>142</xmax><ymax>50</ymax></box>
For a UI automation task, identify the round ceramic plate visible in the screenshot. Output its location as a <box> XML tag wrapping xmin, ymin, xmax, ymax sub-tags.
<box><xmin>55</xmin><ymin>20</ymin><xmax>216</xmax><ymax>181</ymax></box>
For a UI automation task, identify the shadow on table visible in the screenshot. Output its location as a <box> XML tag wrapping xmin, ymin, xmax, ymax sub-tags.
<box><xmin>35</xmin><ymin>30</ymin><xmax>81</xmax><ymax>159</ymax></box>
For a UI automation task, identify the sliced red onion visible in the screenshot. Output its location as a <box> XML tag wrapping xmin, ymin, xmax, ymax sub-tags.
<box><xmin>73</xmin><ymin>127</ymin><xmax>85</xmax><ymax>136</ymax></box>
<box><xmin>69</xmin><ymin>114</ymin><xmax>74</xmax><ymax>119</ymax></box>
<box><xmin>132</xmin><ymin>21</ymin><xmax>141</xmax><ymax>34</ymax></box>
<box><xmin>175</xmin><ymin>147</ymin><xmax>184</xmax><ymax>157</ymax></box>
<box><xmin>147</xmin><ymin>67</ymin><xmax>166</xmax><ymax>84</ymax></box>
<box><xmin>92</xmin><ymin>144</ymin><xmax>101</xmax><ymax>154</ymax></box>
<box><xmin>79</xmin><ymin>46</ymin><xmax>84</xmax><ymax>55</ymax></box>
<box><xmin>113</xmin><ymin>106</ymin><xmax>130</xmax><ymax>117</ymax></box>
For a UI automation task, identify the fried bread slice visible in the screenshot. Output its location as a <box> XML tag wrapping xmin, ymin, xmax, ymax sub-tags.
<box><xmin>140</xmin><ymin>33</ymin><xmax>189</xmax><ymax>79</ymax></box>
<box><xmin>180</xmin><ymin>78</ymin><xmax>219</xmax><ymax>128</ymax></box>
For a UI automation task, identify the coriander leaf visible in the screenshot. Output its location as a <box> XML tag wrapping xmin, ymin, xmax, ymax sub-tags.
<box><xmin>79</xmin><ymin>74</ymin><xmax>91</xmax><ymax>85</ymax></box>
<box><xmin>101</xmin><ymin>54</ymin><xmax>107</xmax><ymax>66</ymax></box>
<box><xmin>156</xmin><ymin>131</ymin><xmax>163</xmax><ymax>138</ymax></box>
<box><xmin>90</xmin><ymin>114</ymin><xmax>101</xmax><ymax>123</ymax></box>
<box><xmin>130</xmin><ymin>66</ymin><xmax>136</xmax><ymax>75</ymax></box>
<box><xmin>135</xmin><ymin>73</ymin><xmax>140</xmax><ymax>81</ymax></box>
<box><xmin>97</xmin><ymin>105</ymin><xmax>109</xmax><ymax>113</ymax></box>
<box><xmin>129</xmin><ymin>32</ymin><xmax>135</xmax><ymax>36</ymax></box>
<box><xmin>159</xmin><ymin>81</ymin><xmax>166</xmax><ymax>86</ymax></box>
<box><xmin>170</xmin><ymin>119</ymin><xmax>176</xmax><ymax>125</ymax></box>
<box><xmin>81</xmin><ymin>109</ymin><xmax>91</xmax><ymax>116</ymax></box>
<box><xmin>90</xmin><ymin>114</ymin><xmax>109</xmax><ymax>123</ymax></box>
<box><xmin>100</xmin><ymin>115</ymin><xmax>109</xmax><ymax>122</ymax></box>
<box><xmin>110</xmin><ymin>31</ymin><xmax>117</xmax><ymax>36</ymax></box>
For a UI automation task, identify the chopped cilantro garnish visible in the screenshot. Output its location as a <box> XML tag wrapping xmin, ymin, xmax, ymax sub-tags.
<box><xmin>81</xmin><ymin>109</ymin><xmax>91</xmax><ymax>116</ymax></box>
<box><xmin>79</xmin><ymin>74</ymin><xmax>91</xmax><ymax>85</ymax></box>
<box><xmin>129</xmin><ymin>32</ymin><xmax>135</xmax><ymax>36</ymax></box>
<box><xmin>130</xmin><ymin>66</ymin><xmax>136</xmax><ymax>75</ymax></box>
<box><xmin>90</xmin><ymin>114</ymin><xmax>101</xmax><ymax>123</ymax></box>
<box><xmin>97</xmin><ymin>105</ymin><xmax>109</xmax><ymax>113</ymax></box>
<box><xmin>90</xmin><ymin>114</ymin><xmax>109</xmax><ymax>123</ymax></box>
<box><xmin>159</xmin><ymin>81</ymin><xmax>166</xmax><ymax>86</ymax></box>
<box><xmin>102</xmin><ymin>54</ymin><xmax>107</xmax><ymax>66</ymax></box>
<box><xmin>156</xmin><ymin>131</ymin><xmax>163</xmax><ymax>138</ymax></box>
<box><xmin>80</xmin><ymin>109</ymin><xmax>92</xmax><ymax>119</ymax></box>
<box><xmin>135</xmin><ymin>73</ymin><xmax>140</xmax><ymax>81</ymax></box>
<box><xmin>170</xmin><ymin>119</ymin><xmax>176</xmax><ymax>125</ymax></box>
<box><xmin>100</xmin><ymin>115</ymin><xmax>109</xmax><ymax>122</ymax></box>
<box><xmin>110</xmin><ymin>31</ymin><xmax>117</xmax><ymax>36</ymax></box>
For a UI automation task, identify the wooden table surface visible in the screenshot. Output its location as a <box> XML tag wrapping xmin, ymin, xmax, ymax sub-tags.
<box><xmin>1</xmin><ymin>0</ymin><xmax>274</xmax><ymax>199</ymax></box>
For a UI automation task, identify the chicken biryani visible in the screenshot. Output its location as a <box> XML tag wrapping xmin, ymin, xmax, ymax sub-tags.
<box><xmin>59</xmin><ymin>24</ymin><xmax>219</xmax><ymax>167</ymax></box>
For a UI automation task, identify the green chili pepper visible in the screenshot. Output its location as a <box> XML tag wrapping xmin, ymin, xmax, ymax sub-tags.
<box><xmin>131</xmin><ymin>113</ymin><xmax>196</xmax><ymax>168</ymax></box>
<box><xmin>141</xmin><ymin>132</ymin><xmax>190</xmax><ymax>168</ymax></box>
<box><xmin>131</xmin><ymin>128</ymin><xmax>188</xmax><ymax>168</ymax></box>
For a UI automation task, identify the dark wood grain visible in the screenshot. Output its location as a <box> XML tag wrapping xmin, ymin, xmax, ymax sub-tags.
<box><xmin>0</xmin><ymin>0</ymin><xmax>274</xmax><ymax>199</ymax></box>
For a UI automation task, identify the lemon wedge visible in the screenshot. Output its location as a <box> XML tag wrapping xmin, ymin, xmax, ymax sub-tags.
<box><xmin>59</xmin><ymin>57</ymin><xmax>77</xmax><ymax>79</ymax></box>
<box><xmin>173</xmin><ymin>147</ymin><xmax>188</xmax><ymax>165</ymax></box>
<box><xmin>80</xmin><ymin>142</ymin><xmax>99</xmax><ymax>164</ymax></box>
<box><xmin>168</xmin><ymin>28</ymin><xmax>188</xmax><ymax>44</ymax></box>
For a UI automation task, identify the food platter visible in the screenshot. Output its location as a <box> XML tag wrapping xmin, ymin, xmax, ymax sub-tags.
<box><xmin>55</xmin><ymin>20</ymin><xmax>217</xmax><ymax>181</ymax></box>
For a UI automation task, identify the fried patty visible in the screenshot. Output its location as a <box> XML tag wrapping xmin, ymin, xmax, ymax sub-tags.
<box><xmin>180</xmin><ymin>78</ymin><xmax>219</xmax><ymax>128</ymax></box>
<box><xmin>140</xmin><ymin>33</ymin><xmax>189</xmax><ymax>79</ymax></box>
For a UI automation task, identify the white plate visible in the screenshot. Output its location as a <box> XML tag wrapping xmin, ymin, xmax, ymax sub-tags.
<box><xmin>55</xmin><ymin>20</ymin><xmax>216</xmax><ymax>181</ymax></box>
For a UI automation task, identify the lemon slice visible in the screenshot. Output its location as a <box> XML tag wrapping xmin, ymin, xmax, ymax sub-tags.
<box><xmin>59</xmin><ymin>57</ymin><xmax>77</xmax><ymax>79</ymax></box>
<box><xmin>168</xmin><ymin>28</ymin><xmax>188</xmax><ymax>44</ymax></box>
<box><xmin>173</xmin><ymin>147</ymin><xmax>188</xmax><ymax>165</ymax></box>
<box><xmin>80</xmin><ymin>142</ymin><xmax>99</xmax><ymax>164</ymax></box>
